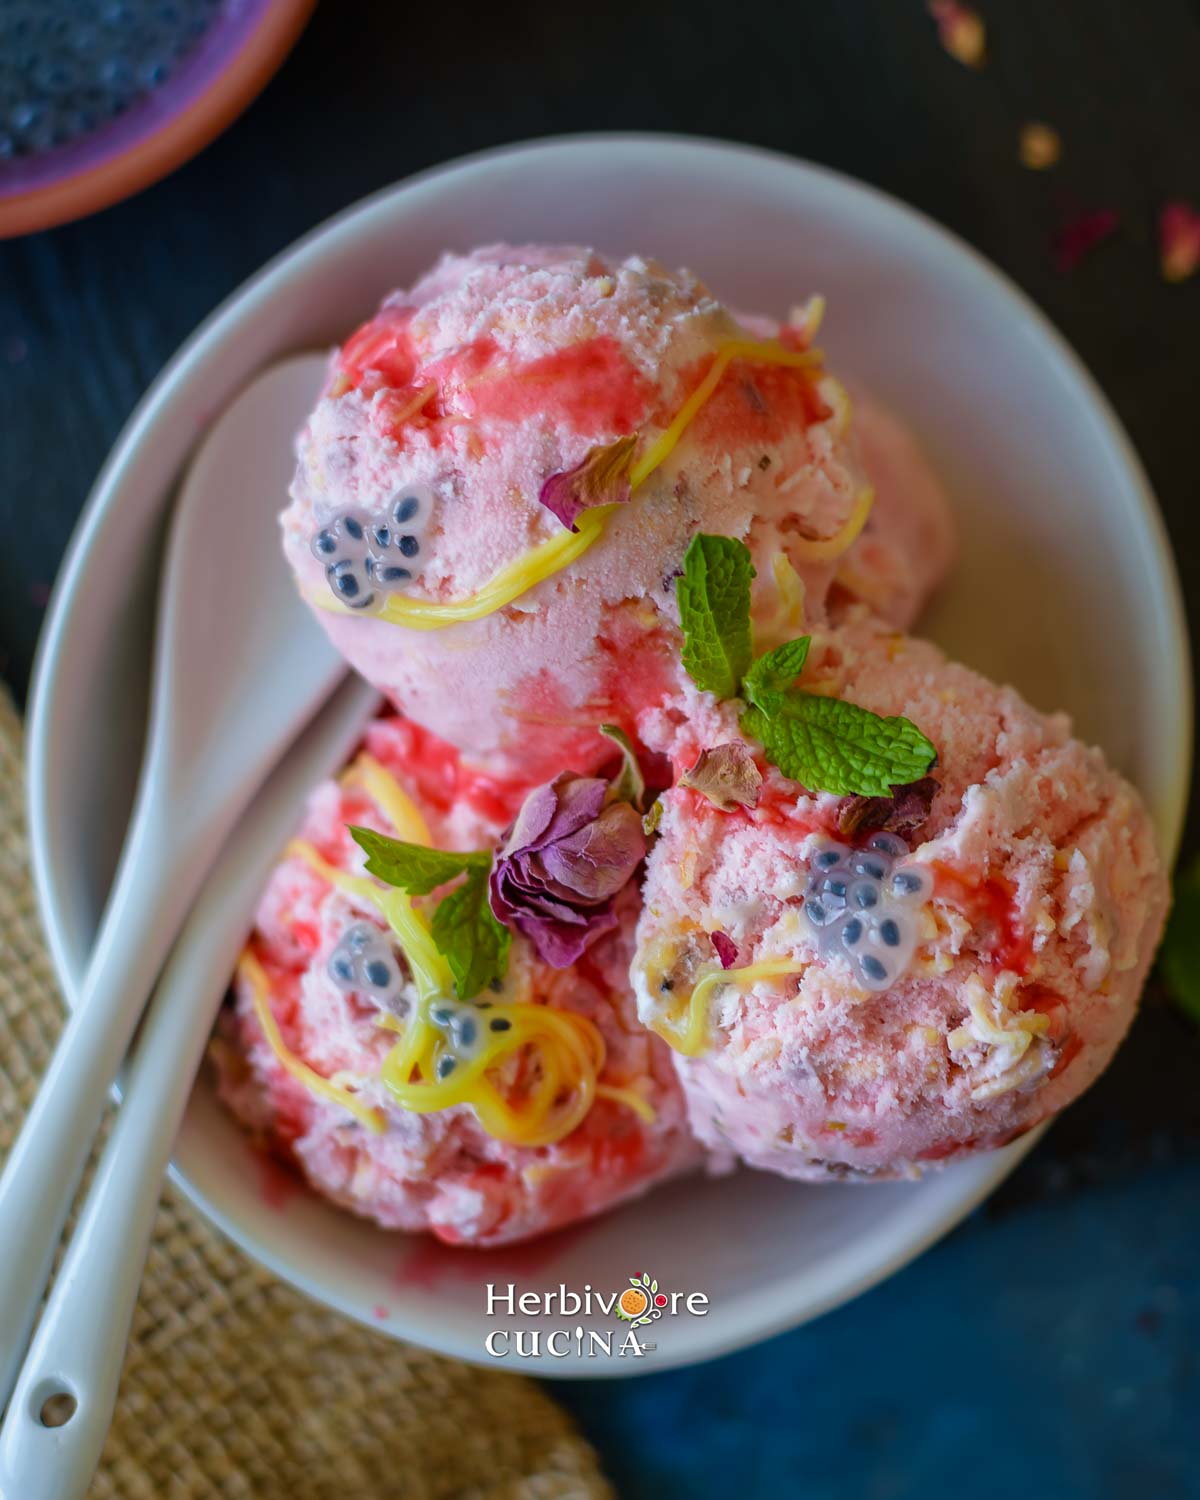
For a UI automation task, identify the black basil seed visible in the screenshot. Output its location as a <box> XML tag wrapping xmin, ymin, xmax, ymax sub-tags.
<box><xmin>816</xmin><ymin>849</ymin><xmax>841</xmax><ymax>868</ymax></box>
<box><xmin>437</xmin><ymin>1055</ymin><xmax>456</xmax><ymax>1078</ymax></box>
<box><xmin>880</xmin><ymin>920</ymin><xmax>901</xmax><ymax>947</ymax></box>
<box><xmin>842</xmin><ymin>918</ymin><xmax>862</xmax><ymax>946</ymax></box>
<box><xmin>807</xmin><ymin>899</ymin><xmax>827</xmax><ymax>925</ymax></box>
<box><xmin>381</xmin><ymin>566</ymin><xmax>411</xmax><ymax>583</ymax></box>
<box><xmin>894</xmin><ymin>872</ymin><xmax>923</xmax><ymax>895</ymax></box>
<box><xmin>827</xmin><ymin>880</ymin><xmax>847</xmax><ymax>898</ymax></box>
<box><xmin>331</xmin><ymin>957</ymin><xmax>353</xmax><ymax>981</ymax></box>
<box><xmin>431</xmin><ymin>1007</ymin><xmax>451</xmax><ymax>1024</ymax></box>
<box><xmin>314</xmin><ymin>530</ymin><xmax>336</xmax><ymax>554</ymax></box>
<box><xmin>457</xmin><ymin>1019</ymin><xmax>477</xmax><ymax>1046</ymax></box>
<box><xmin>855</xmin><ymin>885</ymin><xmax>879</xmax><ymax>909</ymax></box>
<box><xmin>398</xmin><ymin>534</ymin><xmax>419</xmax><ymax>557</ymax></box>
<box><xmin>336</xmin><ymin>573</ymin><xmax>360</xmax><ymax>598</ymax></box>
<box><xmin>365</xmin><ymin>959</ymin><xmax>391</xmax><ymax>986</ymax></box>
<box><xmin>490</xmin><ymin>1017</ymin><xmax>512</xmax><ymax>1032</ymax></box>
<box><xmin>343</xmin><ymin>515</ymin><xmax>363</xmax><ymax>540</ymax></box>
<box><xmin>394</xmin><ymin>496</ymin><xmax>420</xmax><ymax>523</ymax></box>
<box><xmin>861</xmin><ymin>956</ymin><xmax>888</xmax><ymax>982</ymax></box>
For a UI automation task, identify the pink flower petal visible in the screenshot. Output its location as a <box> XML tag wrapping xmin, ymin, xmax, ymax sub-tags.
<box><xmin>539</xmin><ymin>433</ymin><xmax>638</xmax><ymax>531</ymax></box>
<box><xmin>710</xmin><ymin>932</ymin><xmax>738</xmax><ymax>969</ymax></box>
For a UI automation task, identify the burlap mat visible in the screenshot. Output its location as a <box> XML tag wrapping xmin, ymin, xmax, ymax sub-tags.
<box><xmin>0</xmin><ymin>689</ymin><xmax>614</xmax><ymax>1500</ymax></box>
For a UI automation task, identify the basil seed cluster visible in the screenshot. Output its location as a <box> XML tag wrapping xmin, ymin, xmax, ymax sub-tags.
<box><xmin>803</xmin><ymin>832</ymin><xmax>933</xmax><ymax>992</ymax></box>
<box><xmin>311</xmin><ymin>487</ymin><xmax>434</xmax><ymax>611</ymax></box>
<box><xmin>328</xmin><ymin>923</ymin><xmax>405</xmax><ymax>1009</ymax></box>
<box><xmin>428</xmin><ymin>999</ymin><xmax>511</xmax><ymax>1080</ymax></box>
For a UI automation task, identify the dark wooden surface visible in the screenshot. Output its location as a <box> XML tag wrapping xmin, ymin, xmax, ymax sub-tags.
<box><xmin>1</xmin><ymin>3</ymin><xmax>1197</xmax><ymax>1495</ymax></box>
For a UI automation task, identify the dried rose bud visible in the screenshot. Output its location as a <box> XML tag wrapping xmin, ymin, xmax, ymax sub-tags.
<box><xmin>538</xmin><ymin>434</ymin><xmax>638</xmax><ymax>531</ymax></box>
<box><xmin>489</xmin><ymin>773</ymin><xmax>646</xmax><ymax>967</ymax></box>
<box><xmin>679</xmin><ymin>743</ymin><xmax>763</xmax><ymax>812</ymax></box>
<box><xmin>837</xmin><ymin>776</ymin><xmax>940</xmax><ymax>840</ymax></box>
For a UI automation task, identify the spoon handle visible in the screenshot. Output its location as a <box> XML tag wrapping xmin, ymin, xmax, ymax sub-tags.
<box><xmin>0</xmin><ymin>676</ymin><xmax>377</xmax><ymax>1500</ymax></box>
<box><xmin>0</xmin><ymin>785</ymin><xmax>194</xmax><ymax>1412</ymax></box>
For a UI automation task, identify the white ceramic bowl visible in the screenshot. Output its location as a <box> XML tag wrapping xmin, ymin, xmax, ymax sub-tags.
<box><xmin>28</xmin><ymin>136</ymin><xmax>1191</xmax><ymax>1377</ymax></box>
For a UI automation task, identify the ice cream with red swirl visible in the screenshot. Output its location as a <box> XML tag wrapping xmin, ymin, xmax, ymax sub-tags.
<box><xmin>632</xmin><ymin>610</ymin><xmax>1168</xmax><ymax>1179</ymax></box>
<box><xmin>282</xmin><ymin>244</ymin><xmax>953</xmax><ymax>781</ymax></box>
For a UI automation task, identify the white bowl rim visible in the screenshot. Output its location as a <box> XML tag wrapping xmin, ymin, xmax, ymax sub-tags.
<box><xmin>25</xmin><ymin>132</ymin><xmax>1192</xmax><ymax>1375</ymax></box>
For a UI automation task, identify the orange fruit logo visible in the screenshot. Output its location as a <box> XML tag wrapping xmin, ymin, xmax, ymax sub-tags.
<box><xmin>619</xmin><ymin>1287</ymin><xmax>649</xmax><ymax>1318</ymax></box>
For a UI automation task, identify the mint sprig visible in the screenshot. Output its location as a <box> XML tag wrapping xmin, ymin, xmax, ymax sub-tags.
<box><xmin>348</xmin><ymin>827</ymin><xmax>508</xmax><ymax>999</ymax></box>
<box><xmin>676</xmin><ymin>534</ymin><xmax>755</xmax><ymax>700</ymax></box>
<box><xmin>742</xmin><ymin>637</ymin><xmax>811</xmax><ymax>707</ymax></box>
<box><xmin>676</xmin><ymin>535</ymin><xmax>937</xmax><ymax>798</ymax></box>
<box><xmin>431</xmin><ymin>865</ymin><xmax>511</xmax><ymax>1002</ymax></box>
<box><xmin>742</xmin><ymin>697</ymin><xmax>937</xmax><ymax>799</ymax></box>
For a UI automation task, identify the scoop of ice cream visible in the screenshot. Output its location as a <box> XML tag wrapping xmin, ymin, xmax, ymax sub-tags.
<box><xmin>212</xmin><ymin>713</ymin><xmax>698</xmax><ymax>1246</ymax></box>
<box><xmin>831</xmin><ymin>387</ymin><xmax>956</xmax><ymax>629</ymax></box>
<box><xmin>631</xmin><ymin>610</ymin><xmax>1168</xmax><ymax>1180</ymax></box>
<box><xmin>283</xmin><ymin>244</ymin><xmax>940</xmax><ymax>781</ymax></box>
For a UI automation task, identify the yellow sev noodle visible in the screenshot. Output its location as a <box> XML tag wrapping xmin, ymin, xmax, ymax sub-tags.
<box><xmin>307</xmin><ymin>337</ymin><xmax>869</xmax><ymax>631</ymax></box>
<box><xmin>648</xmin><ymin>958</ymin><xmax>809</xmax><ymax>1057</ymax></box>
<box><xmin>237</xmin><ymin>949</ymin><xmax>386</xmax><ymax>1133</ymax></box>
<box><xmin>239</xmin><ymin>753</ymin><xmax>654</xmax><ymax>1144</ymax></box>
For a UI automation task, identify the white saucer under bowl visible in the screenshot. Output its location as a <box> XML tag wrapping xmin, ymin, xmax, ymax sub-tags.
<box><xmin>27</xmin><ymin>136</ymin><xmax>1190</xmax><ymax>1376</ymax></box>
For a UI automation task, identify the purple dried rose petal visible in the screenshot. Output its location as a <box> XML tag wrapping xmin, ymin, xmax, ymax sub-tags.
<box><xmin>837</xmin><ymin>776</ymin><xmax>939</xmax><ymax>840</ymax></box>
<box><xmin>538</xmin><ymin>434</ymin><xmax>638</xmax><ymax>532</ymax></box>
<box><xmin>711</xmin><ymin>931</ymin><xmax>738</xmax><ymax>969</ymax></box>
<box><xmin>489</xmin><ymin>773</ymin><xmax>647</xmax><ymax>968</ymax></box>
<box><xmin>679</xmin><ymin>743</ymin><xmax>763</xmax><ymax>812</ymax></box>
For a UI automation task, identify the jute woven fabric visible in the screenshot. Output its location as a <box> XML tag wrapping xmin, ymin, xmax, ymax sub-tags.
<box><xmin>0</xmin><ymin>690</ymin><xmax>613</xmax><ymax>1500</ymax></box>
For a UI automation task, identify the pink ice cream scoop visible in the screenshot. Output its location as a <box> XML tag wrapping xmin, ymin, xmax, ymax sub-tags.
<box><xmin>212</xmin><ymin>713</ymin><xmax>699</xmax><ymax>1246</ymax></box>
<box><xmin>631</xmin><ymin>609</ymin><xmax>1168</xmax><ymax>1181</ymax></box>
<box><xmin>282</xmin><ymin>244</ymin><xmax>952</xmax><ymax>781</ymax></box>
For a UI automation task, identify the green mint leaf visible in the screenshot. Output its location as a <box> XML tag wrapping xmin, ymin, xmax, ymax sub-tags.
<box><xmin>599</xmin><ymin>723</ymin><xmax>645</xmax><ymax>810</ymax></box>
<box><xmin>741</xmin><ymin>693</ymin><xmax>936</xmax><ymax>797</ymax></box>
<box><xmin>1160</xmin><ymin>856</ymin><xmax>1200</xmax><ymax>1026</ymax></box>
<box><xmin>743</xmin><ymin>637</ymin><xmax>811</xmax><ymax>709</ymax></box>
<box><xmin>676</xmin><ymin>534</ymin><xmax>755</xmax><ymax>699</ymax></box>
<box><xmin>348</xmin><ymin>826</ymin><xmax>490</xmax><ymax>895</ymax></box>
<box><xmin>431</xmin><ymin>865</ymin><xmax>511</xmax><ymax>1001</ymax></box>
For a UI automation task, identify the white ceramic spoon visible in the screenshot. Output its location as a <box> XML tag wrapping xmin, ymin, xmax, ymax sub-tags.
<box><xmin>0</xmin><ymin>672</ymin><xmax>380</xmax><ymax>1499</ymax></box>
<box><xmin>0</xmin><ymin>353</ymin><xmax>337</xmax><ymax>1412</ymax></box>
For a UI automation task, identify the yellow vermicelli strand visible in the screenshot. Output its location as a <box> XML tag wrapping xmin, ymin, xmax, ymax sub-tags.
<box><xmin>238</xmin><ymin>949</ymin><xmax>386</xmax><ymax>1133</ymax></box>
<box><xmin>630</xmin><ymin>339</ymin><xmax>822</xmax><ymax>487</ymax></box>
<box><xmin>650</xmin><ymin>957</ymin><xmax>809</xmax><ymax>1057</ymax></box>
<box><xmin>785</xmin><ymin>485</ymin><xmax>875</xmax><ymax>563</ymax></box>
<box><xmin>342</xmin><ymin>753</ymin><xmax>431</xmax><ymax>844</ymax></box>
<box><xmin>595</xmin><ymin>1080</ymin><xmax>657</xmax><ymax>1124</ymax></box>
<box><xmin>308</xmin><ymin>337</ymin><xmax>827</xmax><ymax>631</ymax></box>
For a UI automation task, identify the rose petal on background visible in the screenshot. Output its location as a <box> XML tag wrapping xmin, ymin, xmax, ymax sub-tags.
<box><xmin>1052</xmin><ymin>209</ymin><xmax>1119</xmax><ymax>273</ymax></box>
<box><xmin>928</xmin><ymin>0</ymin><xmax>986</xmax><ymax>67</ymax></box>
<box><xmin>1160</xmin><ymin>201</ymin><xmax>1200</xmax><ymax>283</ymax></box>
<box><xmin>1018</xmin><ymin>122</ymin><xmax>1061</xmax><ymax>170</ymax></box>
<box><xmin>837</xmin><ymin>776</ymin><xmax>939</xmax><ymax>840</ymax></box>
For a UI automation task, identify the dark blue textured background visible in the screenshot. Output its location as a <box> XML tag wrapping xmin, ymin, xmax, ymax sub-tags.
<box><xmin>2</xmin><ymin>2</ymin><xmax>1197</xmax><ymax>1495</ymax></box>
